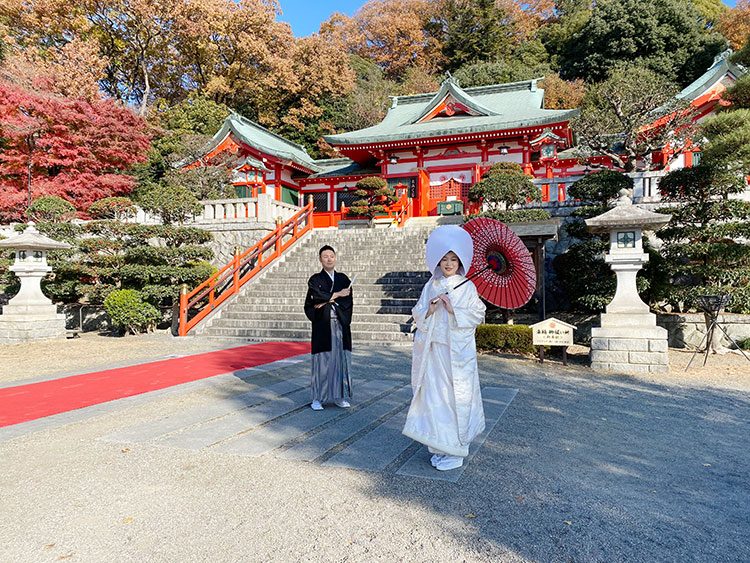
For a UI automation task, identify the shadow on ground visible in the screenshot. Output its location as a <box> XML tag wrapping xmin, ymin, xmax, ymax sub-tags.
<box><xmin>350</xmin><ymin>352</ymin><xmax>750</xmax><ymax>561</ymax></box>
<box><xmin>159</xmin><ymin>345</ymin><xmax>749</xmax><ymax>561</ymax></box>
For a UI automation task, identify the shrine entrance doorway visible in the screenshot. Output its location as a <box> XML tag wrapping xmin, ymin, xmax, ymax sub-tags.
<box><xmin>428</xmin><ymin>179</ymin><xmax>473</xmax><ymax>215</ymax></box>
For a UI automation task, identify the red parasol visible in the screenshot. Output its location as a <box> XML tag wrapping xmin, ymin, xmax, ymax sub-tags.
<box><xmin>461</xmin><ymin>217</ymin><xmax>536</xmax><ymax>309</ymax></box>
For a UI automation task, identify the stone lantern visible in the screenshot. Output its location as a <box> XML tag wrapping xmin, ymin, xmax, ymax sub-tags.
<box><xmin>0</xmin><ymin>222</ymin><xmax>72</xmax><ymax>342</ymax></box>
<box><xmin>585</xmin><ymin>190</ymin><xmax>671</xmax><ymax>374</ymax></box>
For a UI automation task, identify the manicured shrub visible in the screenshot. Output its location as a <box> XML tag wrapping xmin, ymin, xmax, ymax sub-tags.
<box><xmin>347</xmin><ymin>176</ymin><xmax>397</xmax><ymax>219</ymax></box>
<box><xmin>26</xmin><ymin>195</ymin><xmax>76</xmax><ymax>222</ymax></box>
<box><xmin>475</xmin><ymin>323</ymin><xmax>535</xmax><ymax>355</ymax></box>
<box><xmin>139</xmin><ymin>183</ymin><xmax>201</xmax><ymax>225</ymax></box>
<box><xmin>88</xmin><ymin>197</ymin><xmax>136</xmax><ymax>220</ymax></box>
<box><xmin>467</xmin><ymin>208</ymin><xmax>551</xmax><ymax>223</ymax></box>
<box><xmin>104</xmin><ymin>289</ymin><xmax>161</xmax><ymax>334</ymax></box>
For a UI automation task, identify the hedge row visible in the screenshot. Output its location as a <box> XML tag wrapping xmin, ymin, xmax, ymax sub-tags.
<box><xmin>475</xmin><ymin>324</ymin><xmax>535</xmax><ymax>355</ymax></box>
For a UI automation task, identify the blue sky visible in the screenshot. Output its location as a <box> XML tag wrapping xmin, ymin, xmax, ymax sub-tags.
<box><xmin>278</xmin><ymin>0</ymin><xmax>739</xmax><ymax>38</ymax></box>
<box><xmin>278</xmin><ymin>0</ymin><xmax>366</xmax><ymax>37</ymax></box>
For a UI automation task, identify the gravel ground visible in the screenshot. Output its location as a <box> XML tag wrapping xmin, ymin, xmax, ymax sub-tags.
<box><xmin>1</xmin><ymin>339</ymin><xmax>749</xmax><ymax>562</ymax></box>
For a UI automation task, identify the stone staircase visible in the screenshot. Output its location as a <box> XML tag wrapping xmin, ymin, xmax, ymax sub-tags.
<box><xmin>198</xmin><ymin>226</ymin><xmax>439</xmax><ymax>344</ymax></box>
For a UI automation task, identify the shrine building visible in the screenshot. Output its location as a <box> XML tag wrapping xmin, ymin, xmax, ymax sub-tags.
<box><xmin>195</xmin><ymin>52</ymin><xmax>744</xmax><ymax>228</ymax></box>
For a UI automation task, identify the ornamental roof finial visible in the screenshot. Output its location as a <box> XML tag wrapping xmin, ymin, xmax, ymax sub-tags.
<box><xmin>444</xmin><ymin>71</ymin><xmax>459</xmax><ymax>86</ymax></box>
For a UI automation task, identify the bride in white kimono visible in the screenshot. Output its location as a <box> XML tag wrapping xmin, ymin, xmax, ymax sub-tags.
<box><xmin>402</xmin><ymin>225</ymin><xmax>486</xmax><ymax>471</ymax></box>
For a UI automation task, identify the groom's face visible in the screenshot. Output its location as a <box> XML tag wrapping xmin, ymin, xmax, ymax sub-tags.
<box><xmin>319</xmin><ymin>250</ymin><xmax>336</xmax><ymax>271</ymax></box>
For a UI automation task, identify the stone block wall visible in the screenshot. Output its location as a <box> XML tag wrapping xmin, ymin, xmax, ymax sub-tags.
<box><xmin>657</xmin><ymin>313</ymin><xmax>750</xmax><ymax>349</ymax></box>
<box><xmin>197</xmin><ymin>221</ymin><xmax>275</xmax><ymax>267</ymax></box>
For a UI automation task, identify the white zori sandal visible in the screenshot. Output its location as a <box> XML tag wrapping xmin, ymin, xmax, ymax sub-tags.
<box><xmin>436</xmin><ymin>455</ymin><xmax>464</xmax><ymax>471</ymax></box>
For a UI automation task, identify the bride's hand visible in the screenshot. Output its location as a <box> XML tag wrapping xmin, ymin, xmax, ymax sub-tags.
<box><xmin>439</xmin><ymin>294</ymin><xmax>454</xmax><ymax>314</ymax></box>
<box><xmin>426</xmin><ymin>298</ymin><xmax>440</xmax><ymax>318</ymax></box>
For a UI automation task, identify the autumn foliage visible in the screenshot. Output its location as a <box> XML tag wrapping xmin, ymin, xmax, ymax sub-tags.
<box><xmin>0</xmin><ymin>80</ymin><xmax>151</xmax><ymax>222</ymax></box>
<box><xmin>719</xmin><ymin>0</ymin><xmax>750</xmax><ymax>50</ymax></box>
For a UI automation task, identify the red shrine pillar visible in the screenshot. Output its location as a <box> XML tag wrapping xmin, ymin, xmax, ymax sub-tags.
<box><xmin>542</xmin><ymin>163</ymin><xmax>554</xmax><ymax>202</ymax></box>
<box><xmin>418</xmin><ymin>169</ymin><xmax>430</xmax><ymax>216</ymax></box>
<box><xmin>522</xmin><ymin>136</ymin><xmax>533</xmax><ymax>175</ymax></box>
<box><xmin>480</xmin><ymin>140</ymin><xmax>489</xmax><ymax>162</ymax></box>
<box><xmin>274</xmin><ymin>164</ymin><xmax>282</xmax><ymax>201</ymax></box>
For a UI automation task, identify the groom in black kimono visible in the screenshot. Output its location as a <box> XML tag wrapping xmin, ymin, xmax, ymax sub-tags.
<box><xmin>304</xmin><ymin>245</ymin><xmax>353</xmax><ymax>410</ymax></box>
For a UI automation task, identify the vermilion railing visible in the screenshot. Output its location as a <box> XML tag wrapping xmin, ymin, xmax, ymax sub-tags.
<box><xmin>389</xmin><ymin>192</ymin><xmax>413</xmax><ymax>226</ymax></box>
<box><xmin>178</xmin><ymin>199</ymin><xmax>314</xmax><ymax>336</ymax></box>
<box><xmin>339</xmin><ymin>192</ymin><xmax>413</xmax><ymax>226</ymax></box>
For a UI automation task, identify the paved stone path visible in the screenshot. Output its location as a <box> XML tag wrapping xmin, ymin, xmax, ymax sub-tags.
<box><xmin>91</xmin><ymin>366</ymin><xmax>517</xmax><ymax>481</ymax></box>
<box><xmin>0</xmin><ymin>348</ymin><xmax>518</xmax><ymax>482</ymax></box>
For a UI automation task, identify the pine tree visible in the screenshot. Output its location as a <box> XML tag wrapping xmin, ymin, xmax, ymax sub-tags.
<box><xmin>347</xmin><ymin>177</ymin><xmax>398</xmax><ymax>222</ymax></box>
<box><xmin>656</xmin><ymin>110</ymin><xmax>750</xmax><ymax>315</ymax></box>
<box><xmin>441</xmin><ymin>0</ymin><xmax>513</xmax><ymax>72</ymax></box>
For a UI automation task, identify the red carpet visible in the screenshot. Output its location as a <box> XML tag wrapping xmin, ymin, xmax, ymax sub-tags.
<box><xmin>0</xmin><ymin>341</ymin><xmax>311</xmax><ymax>427</ymax></box>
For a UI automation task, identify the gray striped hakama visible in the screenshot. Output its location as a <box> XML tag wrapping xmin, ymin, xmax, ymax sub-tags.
<box><xmin>311</xmin><ymin>308</ymin><xmax>352</xmax><ymax>403</ymax></box>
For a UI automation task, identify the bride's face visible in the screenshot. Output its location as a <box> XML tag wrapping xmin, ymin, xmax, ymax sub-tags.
<box><xmin>439</xmin><ymin>251</ymin><xmax>460</xmax><ymax>277</ymax></box>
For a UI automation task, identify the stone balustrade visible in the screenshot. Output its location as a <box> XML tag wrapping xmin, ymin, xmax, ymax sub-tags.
<box><xmin>196</xmin><ymin>193</ymin><xmax>300</xmax><ymax>224</ymax></box>
<box><xmin>530</xmin><ymin>170</ymin><xmax>668</xmax><ymax>206</ymax></box>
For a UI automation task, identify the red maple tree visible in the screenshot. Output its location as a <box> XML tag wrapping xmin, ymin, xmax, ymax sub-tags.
<box><xmin>0</xmin><ymin>80</ymin><xmax>151</xmax><ymax>222</ymax></box>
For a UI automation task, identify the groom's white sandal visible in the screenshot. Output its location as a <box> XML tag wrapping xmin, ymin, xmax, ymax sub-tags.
<box><xmin>310</xmin><ymin>400</ymin><xmax>324</xmax><ymax>411</ymax></box>
<box><xmin>430</xmin><ymin>454</ymin><xmax>444</xmax><ymax>467</ymax></box>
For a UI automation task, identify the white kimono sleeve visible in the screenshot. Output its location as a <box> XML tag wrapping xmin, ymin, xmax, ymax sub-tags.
<box><xmin>449</xmin><ymin>282</ymin><xmax>485</xmax><ymax>329</ymax></box>
<box><xmin>411</xmin><ymin>280</ymin><xmax>435</xmax><ymax>334</ymax></box>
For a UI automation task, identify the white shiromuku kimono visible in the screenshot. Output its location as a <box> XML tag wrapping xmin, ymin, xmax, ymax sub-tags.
<box><xmin>402</xmin><ymin>273</ymin><xmax>486</xmax><ymax>457</ymax></box>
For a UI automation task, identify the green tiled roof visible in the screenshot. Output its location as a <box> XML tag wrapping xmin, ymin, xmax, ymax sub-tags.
<box><xmin>678</xmin><ymin>49</ymin><xmax>746</xmax><ymax>102</ymax></box>
<box><xmin>206</xmin><ymin>112</ymin><xmax>321</xmax><ymax>172</ymax></box>
<box><xmin>238</xmin><ymin>155</ymin><xmax>271</xmax><ymax>173</ymax></box>
<box><xmin>324</xmin><ymin>78</ymin><xmax>579</xmax><ymax>146</ymax></box>
<box><xmin>307</xmin><ymin>158</ymin><xmax>380</xmax><ymax>179</ymax></box>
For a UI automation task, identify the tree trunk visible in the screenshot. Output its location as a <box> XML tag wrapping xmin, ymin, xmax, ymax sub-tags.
<box><xmin>27</xmin><ymin>153</ymin><xmax>32</xmax><ymax>209</ymax></box>
<box><xmin>26</xmin><ymin>135</ymin><xmax>34</xmax><ymax>209</ymax></box>
<box><xmin>139</xmin><ymin>61</ymin><xmax>150</xmax><ymax>117</ymax></box>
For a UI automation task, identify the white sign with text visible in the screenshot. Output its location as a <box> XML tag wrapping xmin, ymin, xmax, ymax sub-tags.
<box><xmin>531</xmin><ymin>318</ymin><xmax>576</xmax><ymax>347</ymax></box>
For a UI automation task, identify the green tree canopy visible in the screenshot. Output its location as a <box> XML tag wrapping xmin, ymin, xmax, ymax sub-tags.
<box><xmin>539</xmin><ymin>2</ymin><xmax>591</xmax><ymax>70</ymax></box>
<box><xmin>139</xmin><ymin>183</ymin><xmax>202</xmax><ymax>226</ymax></box>
<box><xmin>87</xmin><ymin>197</ymin><xmax>137</xmax><ymax>221</ymax></box>
<box><xmin>347</xmin><ymin>177</ymin><xmax>398</xmax><ymax>220</ymax></box>
<box><xmin>560</xmin><ymin>0</ymin><xmax>726</xmax><ymax>86</ymax></box>
<box><xmin>689</xmin><ymin>0</ymin><xmax>728</xmax><ymax>29</ymax></box>
<box><xmin>699</xmin><ymin>108</ymin><xmax>750</xmax><ymax>176</ymax></box>
<box><xmin>452</xmin><ymin>40</ymin><xmax>552</xmax><ymax>88</ymax></box>
<box><xmin>656</xmin><ymin>109</ymin><xmax>750</xmax><ymax>313</ymax></box>
<box><xmin>440</xmin><ymin>0</ymin><xmax>513</xmax><ymax>72</ymax></box>
<box><xmin>568</xmin><ymin>170</ymin><xmax>634</xmax><ymax>205</ymax></box>
<box><xmin>156</xmin><ymin>95</ymin><xmax>230</xmax><ymax>137</ymax></box>
<box><xmin>134</xmin><ymin>96</ymin><xmax>234</xmax><ymax>202</ymax></box>
<box><xmin>721</xmin><ymin>74</ymin><xmax>750</xmax><ymax>109</ymax></box>
<box><xmin>572</xmin><ymin>65</ymin><xmax>693</xmax><ymax>172</ymax></box>
<box><xmin>469</xmin><ymin>163</ymin><xmax>541</xmax><ymax>209</ymax></box>
<box><xmin>26</xmin><ymin>195</ymin><xmax>76</xmax><ymax>223</ymax></box>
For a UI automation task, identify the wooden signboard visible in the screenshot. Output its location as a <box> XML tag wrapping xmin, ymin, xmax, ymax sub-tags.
<box><xmin>530</xmin><ymin>317</ymin><xmax>577</xmax><ymax>365</ymax></box>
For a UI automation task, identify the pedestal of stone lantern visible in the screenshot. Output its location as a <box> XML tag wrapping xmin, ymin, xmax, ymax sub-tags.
<box><xmin>585</xmin><ymin>191</ymin><xmax>672</xmax><ymax>374</ymax></box>
<box><xmin>0</xmin><ymin>222</ymin><xmax>72</xmax><ymax>343</ymax></box>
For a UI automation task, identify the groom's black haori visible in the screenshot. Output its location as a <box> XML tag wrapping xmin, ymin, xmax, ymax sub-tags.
<box><xmin>304</xmin><ymin>269</ymin><xmax>353</xmax><ymax>354</ymax></box>
<box><xmin>304</xmin><ymin>245</ymin><xmax>353</xmax><ymax>407</ymax></box>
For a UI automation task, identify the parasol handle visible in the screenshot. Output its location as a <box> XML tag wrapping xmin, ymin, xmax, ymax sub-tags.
<box><xmin>430</xmin><ymin>264</ymin><xmax>491</xmax><ymax>304</ymax></box>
